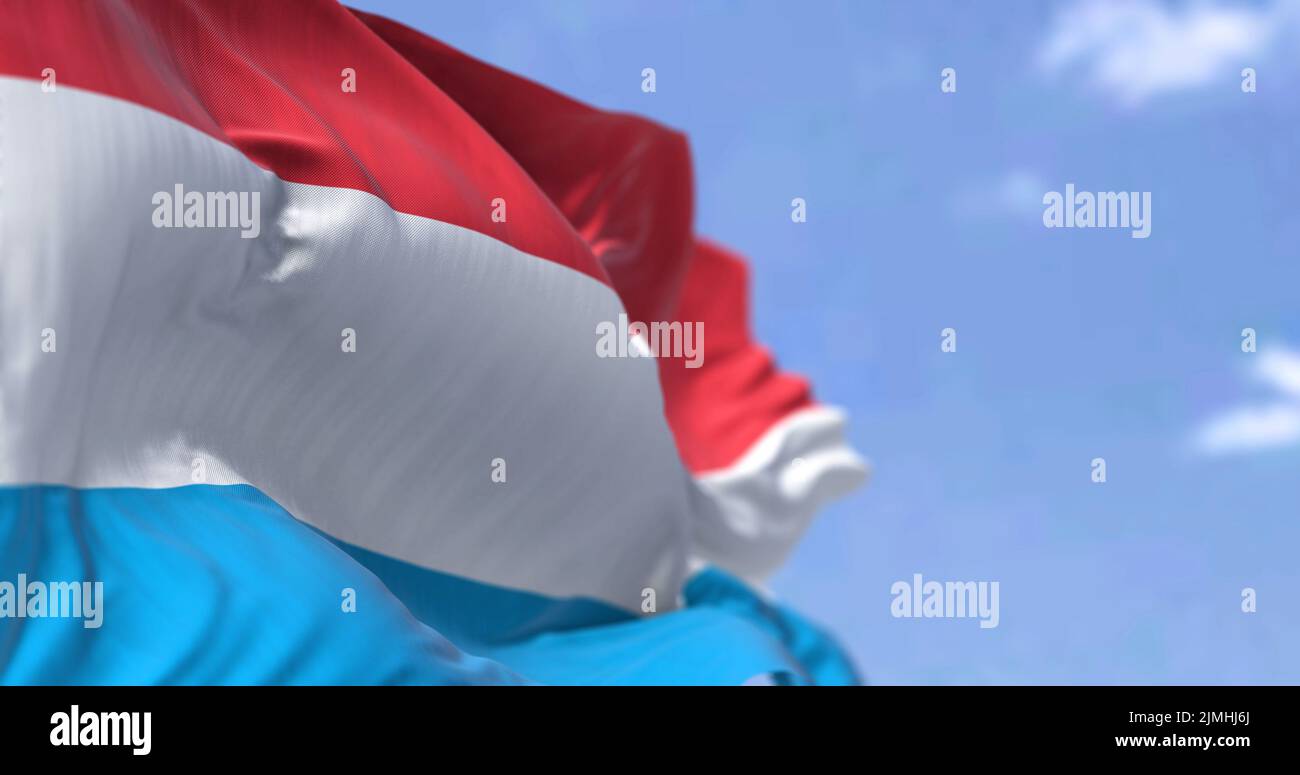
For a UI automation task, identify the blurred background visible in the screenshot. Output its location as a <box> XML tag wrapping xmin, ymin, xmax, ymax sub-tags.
<box><xmin>351</xmin><ymin>0</ymin><xmax>1300</xmax><ymax>683</ymax></box>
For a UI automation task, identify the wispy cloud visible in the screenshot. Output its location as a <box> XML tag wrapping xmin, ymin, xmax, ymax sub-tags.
<box><xmin>1039</xmin><ymin>0</ymin><xmax>1297</xmax><ymax>105</ymax></box>
<box><xmin>951</xmin><ymin>169</ymin><xmax>1045</xmax><ymax>221</ymax></box>
<box><xmin>1194</xmin><ymin>347</ymin><xmax>1300</xmax><ymax>455</ymax></box>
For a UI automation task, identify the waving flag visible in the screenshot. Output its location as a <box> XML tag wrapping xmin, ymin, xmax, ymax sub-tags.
<box><xmin>0</xmin><ymin>0</ymin><xmax>866</xmax><ymax>685</ymax></box>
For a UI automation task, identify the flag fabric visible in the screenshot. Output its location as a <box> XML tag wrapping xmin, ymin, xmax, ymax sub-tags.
<box><xmin>0</xmin><ymin>0</ymin><xmax>867</xmax><ymax>685</ymax></box>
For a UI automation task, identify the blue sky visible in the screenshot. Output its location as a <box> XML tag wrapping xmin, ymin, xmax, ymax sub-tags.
<box><xmin>352</xmin><ymin>0</ymin><xmax>1300</xmax><ymax>683</ymax></box>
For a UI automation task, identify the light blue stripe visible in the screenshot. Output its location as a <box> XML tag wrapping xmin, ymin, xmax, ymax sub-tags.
<box><xmin>334</xmin><ymin>535</ymin><xmax>861</xmax><ymax>685</ymax></box>
<box><xmin>1</xmin><ymin>484</ymin><xmax>859</xmax><ymax>685</ymax></box>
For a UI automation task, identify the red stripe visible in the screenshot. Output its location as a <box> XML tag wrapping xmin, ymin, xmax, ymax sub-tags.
<box><xmin>354</xmin><ymin>9</ymin><xmax>695</xmax><ymax>325</ymax></box>
<box><xmin>658</xmin><ymin>241</ymin><xmax>816</xmax><ymax>472</ymax></box>
<box><xmin>0</xmin><ymin>0</ymin><xmax>605</xmax><ymax>283</ymax></box>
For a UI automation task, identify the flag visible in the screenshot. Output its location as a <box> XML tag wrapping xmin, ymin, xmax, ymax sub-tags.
<box><xmin>0</xmin><ymin>0</ymin><xmax>867</xmax><ymax>685</ymax></box>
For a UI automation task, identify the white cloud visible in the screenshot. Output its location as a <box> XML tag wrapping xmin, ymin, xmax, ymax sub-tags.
<box><xmin>1039</xmin><ymin>0</ymin><xmax>1297</xmax><ymax>105</ymax></box>
<box><xmin>1193</xmin><ymin>346</ymin><xmax>1300</xmax><ymax>455</ymax></box>
<box><xmin>1256</xmin><ymin>347</ymin><xmax>1300</xmax><ymax>398</ymax></box>
<box><xmin>1195</xmin><ymin>403</ymin><xmax>1300</xmax><ymax>454</ymax></box>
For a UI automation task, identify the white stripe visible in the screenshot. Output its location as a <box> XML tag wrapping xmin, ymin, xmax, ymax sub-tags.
<box><xmin>692</xmin><ymin>406</ymin><xmax>869</xmax><ymax>583</ymax></box>
<box><xmin>0</xmin><ymin>78</ymin><xmax>691</xmax><ymax>610</ymax></box>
